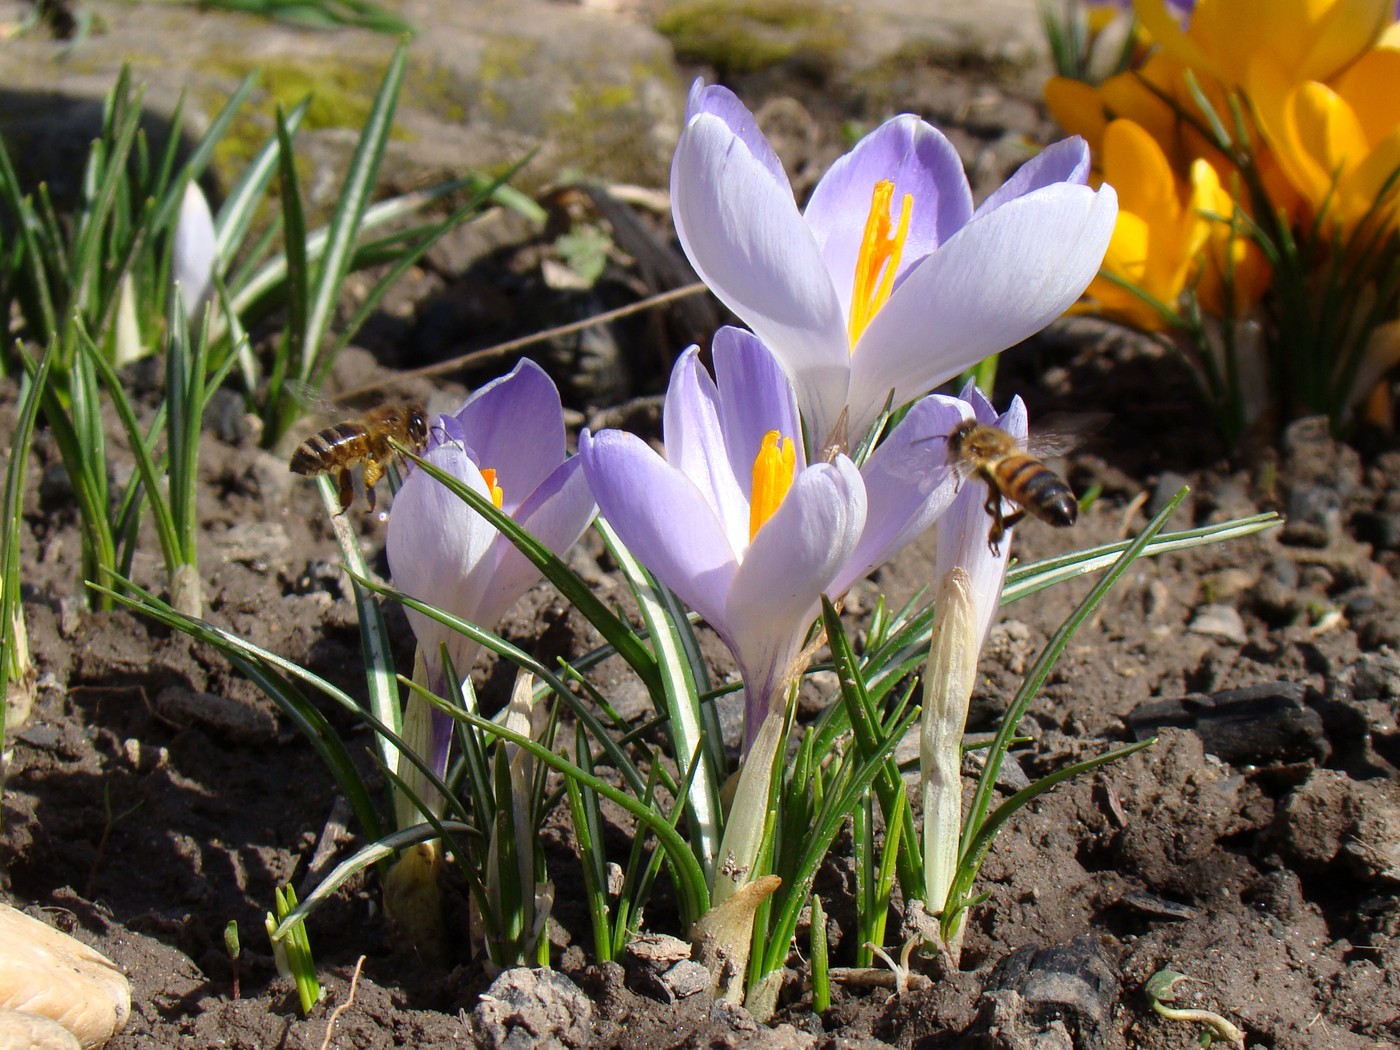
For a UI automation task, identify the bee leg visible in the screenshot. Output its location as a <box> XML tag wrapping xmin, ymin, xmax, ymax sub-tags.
<box><xmin>363</xmin><ymin>458</ymin><xmax>384</xmax><ymax>514</ymax></box>
<box><xmin>1001</xmin><ymin>509</ymin><xmax>1027</xmax><ymax>530</ymax></box>
<box><xmin>984</xmin><ymin>490</ymin><xmax>1007</xmax><ymax>556</ymax></box>
<box><xmin>336</xmin><ymin>468</ymin><xmax>354</xmax><ymax>514</ymax></box>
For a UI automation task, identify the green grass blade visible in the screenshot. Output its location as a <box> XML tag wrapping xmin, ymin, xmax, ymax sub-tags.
<box><xmin>408</xmin><ymin>679</ymin><xmax>711</xmax><ymax>924</ymax></box>
<box><xmin>595</xmin><ymin>516</ymin><xmax>721</xmax><ymax>881</ymax></box>
<box><xmin>77</xmin><ymin>328</ymin><xmax>179</xmax><ymax>572</ymax></box>
<box><xmin>944</xmin><ymin>737</ymin><xmax>1155</xmax><ymax>931</ymax></box>
<box><xmin>215</xmin><ymin>97</ymin><xmax>307</xmax><ymax>277</ymax></box>
<box><xmin>355</xmin><ymin>573</ymin><xmax>653</xmax><ymax>800</ymax></box>
<box><xmin>0</xmin><ymin>142</ymin><xmax>57</xmax><ymax>339</ymax></box>
<box><xmin>165</xmin><ymin>288</ymin><xmax>205</xmax><ymax>572</ymax></box>
<box><xmin>821</xmin><ymin>597</ymin><xmax>924</xmax><ymax>896</ymax></box>
<box><xmin>272</xmin><ymin>820</ymin><xmax>473</xmax><ymax>941</ymax></box>
<box><xmin>1</xmin><ymin>339</ymin><xmax>54</xmax><ymax>771</ymax></box>
<box><xmin>301</xmin><ymin>42</ymin><xmax>406</xmax><ymax>383</ymax></box>
<box><xmin>760</xmin><ymin>703</ymin><xmax>918</xmax><ymax>977</ymax></box>
<box><xmin>314</xmin><ymin>474</ymin><xmax>402</xmax><ymax>775</ymax></box>
<box><xmin>319</xmin><ymin>165</ymin><xmax>536</xmax><ymax>379</ymax></box>
<box><xmin>266</xmin><ymin>105</ymin><xmax>311</xmax><ymax>425</ymax></box>
<box><xmin>1002</xmin><ymin>512</ymin><xmax>1281</xmax><ymax>603</ymax></box>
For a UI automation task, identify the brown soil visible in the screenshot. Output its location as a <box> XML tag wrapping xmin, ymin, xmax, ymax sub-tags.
<box><xmin>5</xmin><ymin>46</ymin><xmax>1400</xmax><ymax>1050</ymax></box>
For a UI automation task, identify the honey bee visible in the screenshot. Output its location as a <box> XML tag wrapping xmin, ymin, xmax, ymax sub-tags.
<box><xmin>288</xmin><ymin>403</ymin><xmax>430</xmax><ymax>513</ymax></box>
<box><xmin>944</xmin><ymin>416</ymin><xmax>1097</xmax><ymax>555</ymax></box>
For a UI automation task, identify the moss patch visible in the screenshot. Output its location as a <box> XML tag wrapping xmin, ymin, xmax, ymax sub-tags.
<box><xmin>655</xmin><ymin>0</ymin><xmax>844</xmax><ymax>77</ymax></box>
<box><xmin>544</xmin><ymin>61</ymin><xmax>678</xmax><ymax>185</ymax></box>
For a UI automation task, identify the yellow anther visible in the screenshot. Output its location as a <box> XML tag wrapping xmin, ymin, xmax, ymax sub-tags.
<box><xmin>479</xmin><ymin>467</ymin><xmax>504</xmax><ymax>508</ymax></box>
<box><xmin>847</xmin><ymin>179</ymin><xmax>913</xmax><ymax>349</ymax></box>
<box><xmin>749</xmin><ymin>430</ymin><xmax>796</xmax><ymax>541</ymax></box>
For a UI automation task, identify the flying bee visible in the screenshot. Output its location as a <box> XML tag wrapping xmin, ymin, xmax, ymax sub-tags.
<box><xmin>288</xmin><ymin>402</ymin><xmax>430</xmax><ymax>513</ymax></box>
<box><xmin>941</xmin><ymin>415</ymin><xmax>1103</xmax><ymax>556</ymax></box>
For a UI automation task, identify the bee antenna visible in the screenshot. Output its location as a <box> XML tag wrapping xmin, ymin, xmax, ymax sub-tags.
<box><xmin>427</xmin><ymin>421</ymin><xmax>465</xmax><ymax>452</ymax></box>
<box><xmin>912</xmin><ymin>432</ymin><xmax>953</xmax><ymax>449</ymax></box>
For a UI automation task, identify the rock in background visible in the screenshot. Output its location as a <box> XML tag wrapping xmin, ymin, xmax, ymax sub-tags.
<box><xmin>0</xmin><ymin>0</ymin><xmax>1046</xmax><ymax>207</ymax></box>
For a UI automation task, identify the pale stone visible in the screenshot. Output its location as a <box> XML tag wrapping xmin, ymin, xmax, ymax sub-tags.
<box><xmin>0</xmin><ymin>1008</ymin><xmax>82</xmax><ymax>1050</ymax></box>
<box><xmin>0</xmin><ymin>905</ymin><xmax>130</xmax><ymax>1049</ymax></box>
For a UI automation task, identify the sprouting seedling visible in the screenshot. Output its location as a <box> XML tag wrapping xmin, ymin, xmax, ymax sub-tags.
<box><xmin>1146</xmin><ymin>968</ymin><xmax>1246</xmax><ymax>1049</ymax></box>
<box><xmin>224</xmin><ymin>921</ymin><xmax>241</xmax><ymax>1001</ymax></box>
<box><xmin>266</xmin><ymin>885</ymin><xmax>322</xmax><ymax>1016</ymax></box>
<box><xmin>85</xmin><ymin>786</ymin><xmax>143</xmax><ymax>898</ymax></box>
<box><xmin>809</xmin><ymin>895</ymin><xmax>830</xmax><ymax>1014</ymax></box>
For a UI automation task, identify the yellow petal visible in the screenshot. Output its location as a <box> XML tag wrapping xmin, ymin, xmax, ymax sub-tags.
<box><xmin>1134</xmin><ymin>0</ymin><xmax>1223</xmax><ymax>81</ymax></box>
<box><xmin>1302</xmin><ymin>0</ymin><xmax>1392</xmax><ymax>81</ymax></box>
<box><xmin>1334</xmin><ymin>46</ymin><xmax>1400</xmax><ymax>144</ymax></box>
<box><xmin>1337</xmin><ymin>130</ymin><xmax>1400</xmax><ymax>228</ymax></box>
<box><xmin>1185</xmin><ymin>0</ymin><xmax>1387</xmax><ymax>86</ymax></box>
<box><xmin>1103</xmin><ymin>119</ymin><xmax>1181</xmax><ymax>220</ymax></box>
<box><xmin>1045</xmin><ymin>77</ymin><xmax>1108</xmax><ymax>151</ymax></box>
<box><xmin>1102</xmin><ymin>211</ymin><xmax>1152</xmax><ymax>286</ymax></box>
<box><xmin>1290</xmin><ymin>81</ymin><xmax>1369</xmax><ymax>196</ymax></box>
<box><xmin>1191</xmin><ymin>161</ymin><xmax>1272</xmax><ymax>315</ymax></box>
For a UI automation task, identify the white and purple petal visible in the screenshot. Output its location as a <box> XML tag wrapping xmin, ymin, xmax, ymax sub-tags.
<box><xmin>476</xmin><ymin>456</ymin><xmax>596</xmax><ymax>628</ymax></box>
<box><xmin>671</xmin><ymin>107</ymin><xmax>852</xmax><ymax>435</ymax></box>
<box><xmin>450</xmin><ymin>358</ymin><xmax>565</xmax><ymax>506</ymax></box>
<box><xmin>579</xmin><ymin>428</ymin><xmax>737</xmax><ymax>631</ymax></box>
<box><xmin>973</xmin><ymin>137</ymin><xmax>1093</xmax><ymax>218</ymax></box>
<box><xmin>387</xmin><ymin>444</ymin><xmax>502</xmax><ymax>675</ymax></box>
<box><xmin>934</xmin><ymin>388</ymin><xmax>1028</xmax><ymax>646</ymax></box>
<box><xmin>713</xmin><ymin>326</ymin><xmax>807</xmax><ymax>497</ymax></box>
<box><xmin>685</xmin><ymin>80</ymin><xmax>788</xmax><ymax>188</ymax></box>
<box><xmin>846</xmin><ymin>182</ymin><xmax>1118</xmax><ymax>432</ymax></box>
<box><xmin>830</xmin><ymin>394</ymin><xmax>972</xmax><ymax>595</ymax></box>
<box><xmin>664</xmin><ymin>347</ymin><xmax>750</xmax><ymax>555</ymax></box>
<box><xmin>725</xmin><ymin>456</ymin><xmax>867</xmax><ymax>733</ymax></box>
<box><xmin>804</xmin><ymin>115</ymin><xmax>974</xmax><ymax>320</ymax></box>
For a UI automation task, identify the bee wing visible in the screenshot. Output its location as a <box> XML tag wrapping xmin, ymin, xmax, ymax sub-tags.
<box><xmin>1022</xmin><ymin>412</ymin><xmax>1109</xmax><ymax>459</ymax></box>
<box><xmin>284</xmin><ymin>379</ymin><xmax>346</xmax><ymax>421</ymax></box>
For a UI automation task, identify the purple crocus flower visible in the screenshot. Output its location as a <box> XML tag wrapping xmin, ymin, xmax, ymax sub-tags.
<box><xmin>580</xmin><ymin>326</ymin><xmax>973</xmax><ymax>748</ymax></box>
<box><xmin>386</xmin><ymin>359</ymin><xmax>596</xmax><ymax>783</ymax></box>
<box><xmin>922</xmin><ymin>384</ymin><xmax>1028</xmax><ymax>930</ymax></box>
<box><xmin>671</xmin><ymin>81</ymin><xmax>1118</xmax><ymax>445</ymax></box>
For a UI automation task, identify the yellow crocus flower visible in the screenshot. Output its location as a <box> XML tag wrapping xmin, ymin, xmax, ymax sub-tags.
<box><xmin>1082</xmin><ymin>120</ymin><xmax>1215</xmax><ymax>329</ymax></box>
<box><xmin>1255</xmin><ymin>44</ymin><xmax>1400</xmax><ymax>231</ymax></box>
<box><xmin>1133</xmin><ymin>0</ymin><xmax>1393</xmax><ymax>91</ymax></box>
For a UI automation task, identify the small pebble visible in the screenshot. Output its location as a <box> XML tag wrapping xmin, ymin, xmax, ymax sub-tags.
<box><xmin>1188</xmin><ymin>604</ymin><xmax>1247</xmax><ymax>645</ymax></box>
<box><xmin>663</xmin><ymin>960</ymin><xmax>711</xmax><ymax>1000</ymax></box>
<box><xmin>1282</xmin><ymin>483</ymin><xmax>1341</xmax><ymax>547</ymax></box>
<box><xmin>1204</xmin><ymin>567</ymin><xmax>1258</xmax><ymax>601</ymax></box>
<box><xmin>469</xmin><ymin>969</ymin><xmax>592</xmax><ymax>1050</ymax></box>
<box><xmin>1345</xmin><ymin>652</ymin><xmax>1400</xmax><ymax>700</ymax></box>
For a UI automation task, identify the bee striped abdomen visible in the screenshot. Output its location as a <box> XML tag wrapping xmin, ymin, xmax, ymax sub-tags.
<box><xmin>289</xmin><ymin>424</ymin><xmax>372</xmax><ymax>476</ymax></box>
<box><xmin>997</xmin><ymin>454</ymin><xmax>1077</xmax><ymax>527</ymax></box>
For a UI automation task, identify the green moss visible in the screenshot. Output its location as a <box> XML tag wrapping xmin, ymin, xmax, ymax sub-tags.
<box><xmin>655</xmin><ymin>0</ymin><xmax>844</xmax><ymax>76</ymax></box>
<box><xmin>544</xmin><ymin>60</ymin><xmax>677</xmax><ymax>185</ymax></box>
<box><xmin>196</xmin><ymin>53</ymin><xmax>473</xmax><ymax>202</ymax></box>
<box><xmin>475</xmin><ymin>36</ymin><xmax>542</xmax><ymax>121</ymax></box>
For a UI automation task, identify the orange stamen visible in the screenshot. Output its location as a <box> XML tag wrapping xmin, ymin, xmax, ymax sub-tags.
<box><xmin>847</xmin><ymin>179</ymin><xmax>913</xmax><ymax>350</ymax></box>
<box><xmin>479</xmin><ymin>467</ymin><xmax>504</xmax><ymax>508</ymax></box>
<box><xmin>749</xmin><ymin>430</ymin><xmax>796</xmax><ymax>542</ymax></box>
